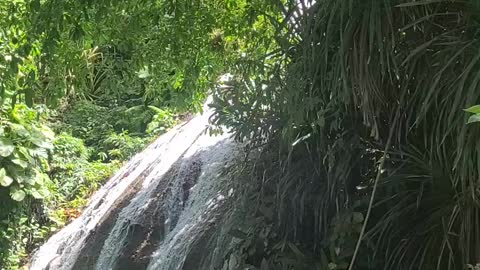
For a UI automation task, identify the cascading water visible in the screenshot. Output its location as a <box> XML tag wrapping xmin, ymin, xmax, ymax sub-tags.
<box><xmin>29</xmin><ymin>102</ymin><xmax>250</xmax><ymax>270</ymax></box>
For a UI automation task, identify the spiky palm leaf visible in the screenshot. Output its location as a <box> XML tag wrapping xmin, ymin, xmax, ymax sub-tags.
<box><xmin>212</xmin><ymin>0</ymin><xmax>480</xmax><ymax>268</ymax></box>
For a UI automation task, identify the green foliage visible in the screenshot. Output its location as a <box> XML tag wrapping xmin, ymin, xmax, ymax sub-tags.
<box><xmin>146</xmin><ymin>106</ymin><xmax>177</xmax><ymax>135</ymax></box>
<box><xmin>465</xmin><ymin>105</ymin><xmax>480</xmax><ymax>123</ymax></box>
<box><xmin>61</xmin><ymin>101</ymin><xmax>115</xmax><ymax>147</ymax></box>
<box><xmin>0</xmin><ymin>130</ymin><xmax>121</xmax><ymax>268</ymax></box>
<box><xmin>51</xmin><ymin>133</ymin><xmax>88</xmax><ymax>167</ymax></box>
<box><xmin>59</xmin><ymin>101</ymin><xmax>161</xmax><ymax>161</ymax></box>
<box><xmin>0</xmin><ymin>0</ymin><xmax>41</xmax><ymax>109</ymax></box>
<box><xmin>0</xmin><ymin>202</ymin><xmax>53</xmax><ymax>270</ymax></box>
<box><xmin>50</xmin><ymin>160</ymin><xmax>120</xmax><ymax>217</ymax></box>
<box><xmin>46</xmin><ymin>132</ymin><xmax>120</xmax><ymax>226</ymax></box>
<box><xmin>48</xmin><ymin>133</ymin><xmax>89</xmax><ymax>201</ymax></box>
<box><xmin>0</xmin><ymin>118</ymin><xmax>110</xmax><ymax>268</ymax></box>
<box><xmin>0</xmin><ymin>104</ymin><xmax>53</xmax><ymax>202</ymax></box>
<box><xmin>326</xmin><ymin>211</ymin><xmax>367</xmax><ymax>269</ymax></box>
<box><xmin>0</xmin><ymin>0</ymin><xmax>276</xmax><ymax>268</ymax></box>
<box><xmin>211</xmin><ymin>0</ymin><xmax>480</xmax><ymax>269</ymax></box>
<box><xmin>101</xmin><ymin>131</ymin><xmax>147</xmax><ymax>161</ymax></box>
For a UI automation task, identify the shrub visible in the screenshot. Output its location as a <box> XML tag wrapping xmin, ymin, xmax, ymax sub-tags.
<box><xmin>0</xmin><ymin>130</ymin><xmax>122</xmax><ymax>268</ymax></box>
<box><xmin>146</xmin><ymin>106</ymin><xmax>177</xmax><ymax>135</ymax></box>
<box><xmin>47</xmin><ymin>133</ymin><xmax>120</xmax><ymax>224</ymax></box>
<box><xmin>48</xmin><ymin>133</ymin><xmax>89</xmax><ymax>202</ymax></box>
<box><xmin>211</xmin><ymin>1</ymin><xmax>480</xmax><ymax>268</ymax></box>
<box><xmin>60</xmin><ymin>101</ymin><xmax>115</xmax><ymax>147</ymax></box>
<box><xmin>0</xmin><ymin>104</ymin><xmax>53</xmax><ymax>202</ymax></box>
<box><xmin>59</xmin><ymin>101</ymin><xmax>155</xmax><ymax>161</ymax></box>
<box><xmin>100</xmin><ymin>131</ymin><xmax>147</xmax><ymax>161</ymax></box>
<box><xmin>0</xmin><ymin>202</ymin><xmax>52</xmax><ymax>270</ymax></box>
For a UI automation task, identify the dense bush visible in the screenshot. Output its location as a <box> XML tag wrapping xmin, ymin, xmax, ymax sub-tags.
<box><xmin>0</xmin><ymin>201</ymin><xmax>52</xmax><ymax>269</ymax></box>
<box><xmin>48</xmin><ymin>158</ymin><xmax>120</xmax><ymax>226</ymax></box>
<box><xmin>0</xmin><ymin>104</ymin><xmax>53</xmax><ymax>202</ymax></box>
<box><xmin>58</xmin><ymin>101</ymin><xmax>162</xmax><ymax>160</ymax></box>
<box><xmin>0</xmin><ymin>105</ymin><xmax>54</xmax><ymax>268</ymax></box>
<box><xmin>145</xmin><ymin>106</ymin><xmax>177</xmax><ymax>135</ymax></box>
<box><xmin>0</xmin><ymin>68</ymin><xmax>179</xmax><ymax>270</ymax></box>
<box><xmin>11</xmin><ymin>0</ymin><xmax>480</xmax><ymax>269</ymax></box>
<box><xmin>0</xmin><ymin>129</ymin><xmax>123</xmax><ymax>268</ymax></box>
<box><xmin>212</xmin><ymin>0</ymin><xmax>480</xmax><ymax>269</ymax></box>
<box><xmin>60</xmin><ymin>101</ymin><xmax>115</xmax><ymax>147</ymax></box>
<box><xmin>100</xmin><ymin>131</ymin><xmax>147</xmax><ymax>161</ymax></box>
<box><xmin>0</xmin><ymin>0</ymin><xmax>268</xmax><ymax>268</ymax></box>
<box><xmin>48</xmin><ymin>133</ymin><xmax>90</xmax><ymax>201</ymax></box>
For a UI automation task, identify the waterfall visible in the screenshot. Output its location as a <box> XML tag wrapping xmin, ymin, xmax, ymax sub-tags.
<box><xmin>29</xmin><ymin>104</ymin><xmax>247</xmax><ymax>270</ymax></box>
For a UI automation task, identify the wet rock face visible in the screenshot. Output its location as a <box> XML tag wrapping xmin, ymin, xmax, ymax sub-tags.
<box><xmin>30</xmin><ymin>106</ymin><xmax>250</xmax><ymax>270</ymax></box>
<box><xmin>181</xmin><ymin>159</ymin><xmax>202</xmax><ymax>207</ymax></box>
<box><xmin>105</xmin><ymin>156</ymin><xmax>203</xmax><ymax>270</ymax></box>
<box><xmin>70</xmin><ymin>173</ymin><xmax>147</xmax><ymax>270</ymax></box>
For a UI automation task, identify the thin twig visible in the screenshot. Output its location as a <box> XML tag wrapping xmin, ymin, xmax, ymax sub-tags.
<box><xmin>348</xmin><ymin>108</ymin><xmax>401</xmax><ymax>270</ymax></box>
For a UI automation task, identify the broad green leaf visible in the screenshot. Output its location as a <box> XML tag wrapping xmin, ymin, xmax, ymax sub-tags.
<box><xmin>5</xmin><ymin>165</ymin><xmax>21</xmax><ymax>178</ymax></box>
<box><xmin>30</xmin><ymin>189</ymin><xmax>44</xmax><ymax>199</ymax></box>
<box><xmin>11</xmin><ymin>158</ymin><xmax>29</xmax><ymax>168</ymax></box>
<box><xmin>24</xmin><ymin>174</ymin><xmax>37</xmax><ymax>185</ymax></box>
<box><xmin>31</xmin><ymin>170</ymin><xmax>49</xmax><ymax>186</ymax></box>
<box><xmin>465</xmin><ymin>105</ymin><xmax>480</xmax><ymax>114</ymax></box>
<box><xmin>0</xmin><ymin>138</ymin><xmax>15</xmax><ymax>157</ymax></box>
<box><xmin>30</xmin><ymin>132</ymin><xmax>53</xmax><ymax>149</ymax></box>
<box><xmin>10</xmin><ymin>188</ymin><xmax>26</xmax><ymax>201</ymax></box>
<box><xmin>1</xmin><ymin>175</ymin><xmax>14</xmax><ymax>187</ymax></box>
<box><xmin>18</xmin><ymin>146</ymin><xmax>34</xmax><ymax>163</ymax></box>
<box><xmin>29</xmin><ymin>147</ymin><xmax>48</xmax><ymax>158</ymax></box>
<box><xmin>8</xmin><ymin>123</ymin><xmax>29</xmax><ymax>137</ymax></box>
<box><xmin>467</xmin><ymin>114</ymin><xmax>480</xmax><ymax>124</ymax></box>
<box><xmin>14</xmin><ymin>174</ymin><xmax>28</xmax><ymax>184</ymax></box>
<box><xmin>0</xmin><ymin>168</ymin><xmax>14</xmax><ymax>187</ymax></box>
<box><xmin>40</xmin><ymin>127</ymin><xmax>55</xmax><ymax>140</ymax></box>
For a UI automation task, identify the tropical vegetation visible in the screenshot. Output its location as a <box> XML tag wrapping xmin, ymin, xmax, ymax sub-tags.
<box><xmin>211</xmin><ymin>0</ymin><xmax>480</xmax><ymax>269</ymax></box>
<box><xmin>1</xmin><ymin>0</ymin><xmax>480</xmax><ymax>269</ymax></box>
<box><xmin>0</xmin><ymin>0</ymin><xmax>257</xmax><ymax>268</ymax></box>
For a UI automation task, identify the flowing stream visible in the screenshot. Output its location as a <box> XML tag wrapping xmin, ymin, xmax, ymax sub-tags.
<box><xmin>29</xmin><ymin>103</ymin><xmax>248</xmax><ymax>270</ymax></box>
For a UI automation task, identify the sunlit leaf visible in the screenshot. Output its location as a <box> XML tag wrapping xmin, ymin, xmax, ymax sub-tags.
<box><xmin>30</xmin><ymin>189</ymin><xmax>44</xmax><ymax>199</ymax></box>
<box><xmin>0</xmin><ymin>138</ymin><xmax>15</xmax><ymax>157</ymax></box>
<box><xmin>18</xmin><ymin>146</ymin><xmax>34</xmax><ymax>163</ymax></box>
<box><xmin>11</xmin><ymin>158</ymin><xmax>29</xmax><ymax>168</ymax></box>
<box><xmin>467</xmin><ymin>114</ymin><xmax>480</xmax><ymax>124</ymax></box>
<box><xmin>10</xmin><ymin>188</ymin><xmax>26</xmax><ymax>201</ymax></box>
<box><xmin>0</xmin><ymin>168</ymin><xmax>14</xmax><ymax>187</ymax></box>
<box><xmin>8</xmin><ymin>123</ymin><xmax>29</xmax><ymax>137</ymax></box>
<box><xmin>464</xmin><ymin>105</ymin><xmax>480</xmax><ymax>114</ymax></box>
